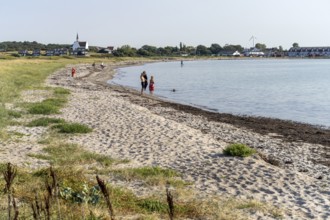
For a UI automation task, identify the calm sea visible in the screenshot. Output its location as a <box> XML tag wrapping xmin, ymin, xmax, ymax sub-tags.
<box><xmin>110</xmin><ymin>59</ymin><xmax>330</xmax><ymax>127</ymax></box>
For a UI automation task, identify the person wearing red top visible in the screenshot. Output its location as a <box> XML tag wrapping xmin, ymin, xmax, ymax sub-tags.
<box><xmin>71</xmin><ymin>67</ymin><xmax>76</xmax><ymax>77</ymax></box>
<box><xmin>149</xmin><ymin>75</ymin><xmax>155</xmax><ymax>94</ymax></box>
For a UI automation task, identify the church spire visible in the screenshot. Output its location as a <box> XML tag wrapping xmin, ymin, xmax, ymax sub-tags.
<box><xmin>76</xmin><ymin>33</ymin><xmax>79</xmax><ymax>41</ymax></box>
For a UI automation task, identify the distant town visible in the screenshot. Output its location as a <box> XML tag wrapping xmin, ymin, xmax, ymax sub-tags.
<box><xmin>1</xmin><ymin>34</ymin><xmax>330</xmax><ymax>58</ymax></box>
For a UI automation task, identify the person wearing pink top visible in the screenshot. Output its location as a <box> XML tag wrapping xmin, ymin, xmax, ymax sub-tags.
<box><xmin>149</xmin><ymin>75</ymin><xmax>155</xmax><ymax>94</ymax></box>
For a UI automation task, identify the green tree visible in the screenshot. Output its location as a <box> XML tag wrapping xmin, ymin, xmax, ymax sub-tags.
<box><xmin>255</xmin><ymin>43</ymin><xmax>267</xmax><ymax>51</ymax></box>
<box><xmin>137</xmin><ymin>45</ymin><xmax>158</xmax><ymax>56</ymax></box>
<box><xmin>209</xmin><ymin>43</ymin><xmax>222</xmax><ymax>55</ymax></box>
<box><xmin>292</xmin><ymin>42</ymin><xmax>299</xmax><ymax>48</ymax></box>
<box><xmin>196</xmin><ymin>45</ymin><xmax>211</xmax><ymax>56</ymax></box>
<box><xmin>117</xmin><ymin>45</ymin><xmax>137</xmax><ymax>56</ymax></box>
<box><xmin>186</xmin><ymin>46</ymin><xmax>196</xmax><ymax>55</ymax></box>
<box><xmin>223</xmin><ymin>44</ymin><xmax>243</xmax><ymax>53</ymax></box>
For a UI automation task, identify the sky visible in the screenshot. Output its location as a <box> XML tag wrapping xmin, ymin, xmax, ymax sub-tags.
<box><xmin>1</xmin><ymin>0</ymin><xmax>330</xmax><ymax>50</ymax></box>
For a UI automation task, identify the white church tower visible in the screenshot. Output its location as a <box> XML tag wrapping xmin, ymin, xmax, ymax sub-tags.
<box><xmin>72</xmin><ymin>33</ymin><xmax>88</xmax><ymax>51</ymax></box>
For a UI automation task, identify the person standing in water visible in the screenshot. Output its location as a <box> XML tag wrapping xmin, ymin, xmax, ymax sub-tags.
<box><xmin>140</xmin><ymin>71</ymin><xmax>148</xmax><ymax>95</ymax></box>
<box><xmin>149</xmin><ymin>75</ymin><xmax>155</xmax><ymax>94</ymax></box>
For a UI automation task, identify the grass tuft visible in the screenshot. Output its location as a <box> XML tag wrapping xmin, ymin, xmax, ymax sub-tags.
<box><xmin>52</xmin><ymin>122</ymin><xmax>92</xmax><ymax>133</ymax></box>
<box><xmin>29</xmin><ymin>143</ymin><xmax>114</xmax><ymax>167</ymax></box>
<box><xmin>27</xmin><ymin>117</ymin><xmax>65</xmax><ymax>127</ymax></box>
<box><xmin>112</xmin><ymin>166</ymin><xmax>183</xmax><ymax>186</ymax></box>
<box><xmin>26</xmin><ymin>97</ymin><xmax>67</xmax><ymax>115</ymax></box>
<box><xmin>28</xmin><ymin>103</ymin><xmax>59</xmax><ymax>114</ymax></box>
<box><xmin>138</xmin><ymin>199</ymin><xmax>168</xmax><ymax>213</ymax></box>
<box><xmin>223</xmin><ymin>143</ymin><xmax>256</xmax><ymax>157</ymax></box>
<box><xmin>7</xmin><ymin>110</ymin><xmax>22</xmax><ymax>118</ymax></box>
<box><xmin>54</xmin><ymin>87</ymin><xmax>71</xmax><ymax>95</ymax></box>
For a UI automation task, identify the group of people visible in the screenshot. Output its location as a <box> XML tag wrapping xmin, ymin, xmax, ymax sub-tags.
<box><xmin>140</xmin><ymin>71</ymin><xmax>154</xmax><ymax>95</ymax></box>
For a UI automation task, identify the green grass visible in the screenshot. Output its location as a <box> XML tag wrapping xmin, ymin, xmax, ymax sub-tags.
<box><xmin>138</xmin><ymin>199</ymin><xmax>168</xmax><ymax>212</ymax></box>
<box><xmin>111</xmin><ymin>166</ymin><xmax>185</xmax><ymax>187</ymax></box>
<box><xmin>29</xmin><ymin>143</ymin><xmax>113</xmax><ymax>167</ymax></box>
<box><xmin>26</xmin><ymin>97</ymin><xmax>67</xmax><ymax>115</ymax></box>
<box><xmin>27</xmin><ymin>117</ymin><xmax>65</xmax><ymax>127</ymax></box>
<box><xmin>52</xmin><ymin>122</ymin><xmax>92</xmax><ymax>133</ymax></box>
<box><xmin>7</xmin><ymin>110</ymin><xmax>22</xmax><ymax>118</ymax></box>
<box><xmin>223</xmin><ymin>143</ymin><xmax>256</xmax><ymax>157</ymax></box>
<box><xmin>54</xmin><ymin>87</ymin><xmax>71</xmax><ymax>95</ymax></box>
<box><xmin>27</xmin><ymin>102</ymin><xmax>60</xmax><ymax>114</ymax></box>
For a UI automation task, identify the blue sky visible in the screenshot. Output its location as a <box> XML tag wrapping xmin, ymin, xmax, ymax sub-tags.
<box><xmin>1</xmin><ymin>0</ymin><xmax>330</xmax><ymax>49</ymax></box>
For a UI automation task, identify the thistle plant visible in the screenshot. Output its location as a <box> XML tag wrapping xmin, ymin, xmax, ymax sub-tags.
<box><xmin>2</xmin><ymin>163</ymin><xmax>17</xmax><ymax>220</ymax></box>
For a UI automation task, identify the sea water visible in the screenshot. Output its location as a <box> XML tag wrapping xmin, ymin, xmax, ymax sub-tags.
<box><xmin>110</xmin><ymin>59</ymin><xmax>330</xmax><ymax>127</ymax></box>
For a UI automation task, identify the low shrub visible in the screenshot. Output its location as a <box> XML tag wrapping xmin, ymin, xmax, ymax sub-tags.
<box><xmin>223</xmin><ymin>143</ymin><xmax>256</xmax><ymax>157</ymax></box>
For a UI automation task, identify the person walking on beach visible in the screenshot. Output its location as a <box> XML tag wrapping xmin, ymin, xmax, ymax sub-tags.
<box><xmin>149</xmin><ymin>75</ymin><xmax>155</xmax><ymax>94</ymax></box>
<box><xmin>71</xmin><ymin>67</ymin><xmax>76</xmax><ymax>77</ymax></box>
<box><xmin>140</xmin><ymin>71</ymin><xmax>148</xmax><ymax>95</ymax></box>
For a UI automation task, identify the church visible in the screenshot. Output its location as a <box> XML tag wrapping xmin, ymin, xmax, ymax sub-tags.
<box><xmin>72</xmin><ymin>34</ymin><xmax>88</xmax><ymax>54</ymax></box>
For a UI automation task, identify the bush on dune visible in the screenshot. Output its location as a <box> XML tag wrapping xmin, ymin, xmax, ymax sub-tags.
<box><xmin>223</xmin><ymin>143</ymin><xmax>256</xmax><ymax>157</ymax></box>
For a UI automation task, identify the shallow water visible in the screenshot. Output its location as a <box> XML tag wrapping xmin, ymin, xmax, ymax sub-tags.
<box><xmin>110</xmin><ymin>59</ymin><xmax>330</xmax><ymax>127</ymax></box>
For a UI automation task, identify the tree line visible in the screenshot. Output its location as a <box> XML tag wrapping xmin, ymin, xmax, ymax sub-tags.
<box><xmin>0</xmin><ymin>41</ymin><xmax>290</xmax><ymax>57</ymax></box>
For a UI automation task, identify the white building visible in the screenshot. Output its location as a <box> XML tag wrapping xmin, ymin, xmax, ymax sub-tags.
<box><xmin>243</xmin><ymin>48</ymin><xmax>264</xmax><ymax>57</ymax></box>
<box><xmin>72</xmin><ymin>33</ymin><xmax>89</xmax><ymax>51</ymax></box>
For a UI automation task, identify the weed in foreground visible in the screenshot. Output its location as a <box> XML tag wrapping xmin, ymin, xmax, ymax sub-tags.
<box><xmin>2</xmin><ymin>163</ymin><xmax>18</xmax><ymax>220</ymax></box>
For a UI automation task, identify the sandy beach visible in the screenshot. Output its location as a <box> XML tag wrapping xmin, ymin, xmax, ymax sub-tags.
<box><xmin>2</xmin><ymin>61</ymin><xmax>330</xmax><ymax>219</ymax></box>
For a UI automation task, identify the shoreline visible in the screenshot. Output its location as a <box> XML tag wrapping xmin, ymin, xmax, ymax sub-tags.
<box><xmin>67</xmin><ymin>61</ymin><xmax>330</xmax><ymax>169</ymax></box>
<box><xmin>109</xmin><ymin>62</ymin><xmax>330</xmax><ymax>146</ymax></box>
<box><xmin>45</xmin><ymin>61</ymin><xmax>330</xmax><ymax>219</ymax></box>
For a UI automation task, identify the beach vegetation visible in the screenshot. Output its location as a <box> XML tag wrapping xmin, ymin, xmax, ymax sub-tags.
<box><xmin>27</xmin><ymin>101</ymin><xmax>61</xmax><ymax>114</ymax></box>
<box><xmin>223</xmin><ymin>143</ymin><xmax>256</xmax><ymax>157</ymax></box>
<box><xmin>54</xmin><ymin>87</ymin><xmax>71</xmax><ymax>95</ymax></box>
<box><xmin>7</xmin><ymin>110</ymin><xmax>22</xmax><ymax>118</ymax></box>
<box><xmin>237</xmin><ymin>200</ymin><xmax>283</xmax><ymax>219</ymax></box>
<box><xmin>25</xmin><ymin>94</ymin><xmax>68</xmax><ymax>115</ymax></box>
<box><xmin>111</xmin><ymin>166</ymin><xmax>186</xmax><ymax>187</ymax></box>
<box><xmin>52</xmin><ymin>122</ymin><xmax>92</xmax><ymax>133</ymax></box>
<box><xmin>29</xmin><ymin>143</ymin><xmax>113</xmax><ymax>167</ymax></box>
<box><xmin>27</xmin><ymin>117</ymin><xmax>65</xmax><ymax>127</ymax></box>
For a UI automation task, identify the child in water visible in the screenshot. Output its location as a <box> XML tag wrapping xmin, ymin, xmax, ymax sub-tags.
<box><xmin>149</xmin><ymin>75</ymin><xmax>155</xmax><ymax>94</ymax></box>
